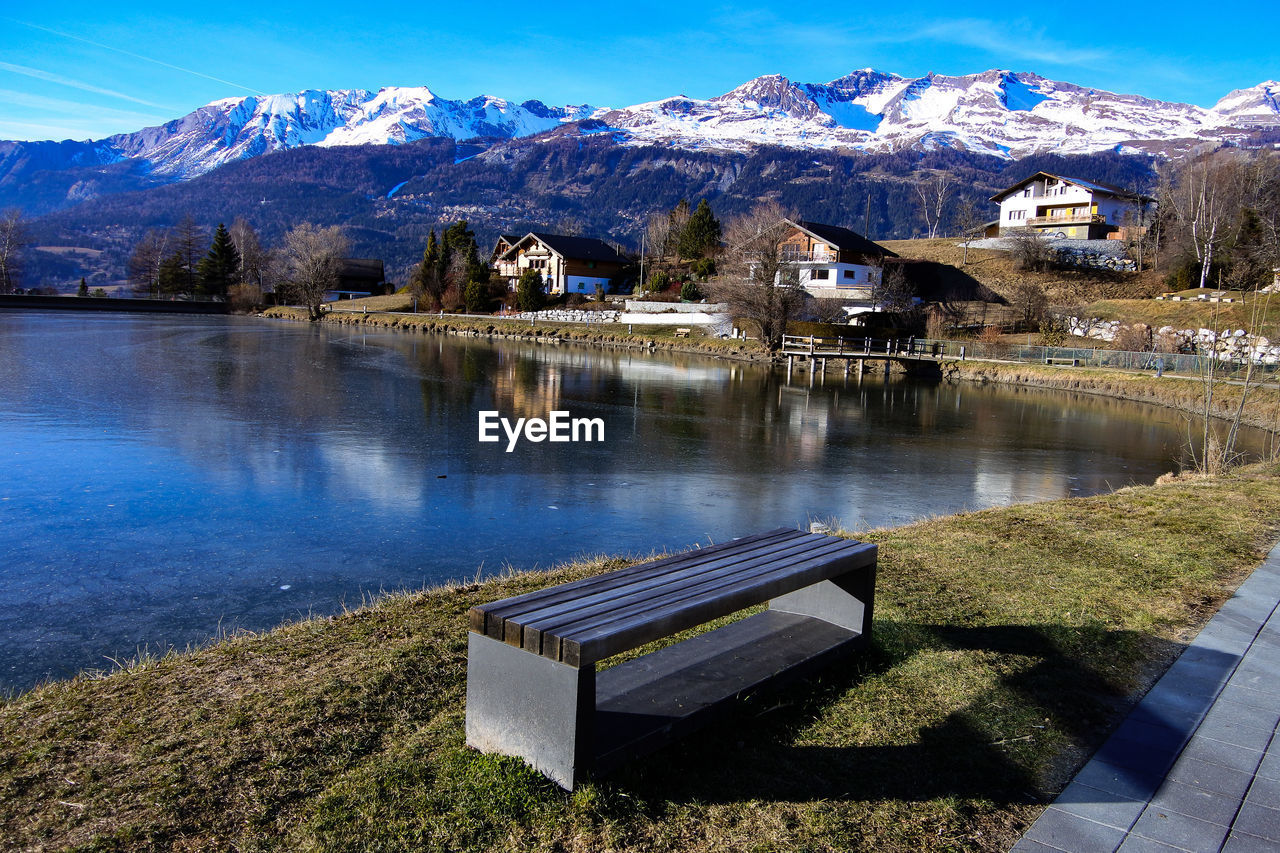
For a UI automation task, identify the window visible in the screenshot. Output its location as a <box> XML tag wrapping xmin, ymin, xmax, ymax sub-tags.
<box><xmin>811</xmin><ymin>269</ymin><xmax>829</xmax><ymax>280</ymax></box>
<box><xmin>1008</xmin><ymin>209</ymin><xmax>1026</xmax><ymax>221</ymax></box>
<box><xmin>1023</xmin><ymin>187</ymin><xmax>1032</xmax><ymax>197</ymax></box>
<box><xmin>842</xmin><ymin>269</ymin><xmax>855</xmax><ymax>280</ymax></box>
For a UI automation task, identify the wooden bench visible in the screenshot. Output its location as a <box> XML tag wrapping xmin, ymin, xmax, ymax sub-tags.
<box><xmin>1044</xmin><ymin>357</ymin><xmax>1080</xmax><ymax>366</ymax></box>
<box><xmin>465</xmin><ymin>528</ymin><xmax>877</xmax><ymax>789</ymax></box>
<box><xmin>673</xmin><ymin>327</ymin><xmax>691</xmax><ymax>337</ymax></box>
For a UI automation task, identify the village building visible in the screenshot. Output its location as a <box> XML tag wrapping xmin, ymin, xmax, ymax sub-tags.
<box><xmin>991</xmin><ymin>172</ymin><xmax>1155</xmax><ymax>239</ymax></box>
<box><xmin>325</xmin><ymin>258</ymin><xmax>386</xmax><ymax>300</ymax></box>
<box><xmin>778</xmin><ymin>219</ymin><xmax>897</xmax><ymax>299</ymax></box>
<box><xmin>491</xmin><ymin>233</ymin><xmax>631</xmax><ymax>296</ymax></box>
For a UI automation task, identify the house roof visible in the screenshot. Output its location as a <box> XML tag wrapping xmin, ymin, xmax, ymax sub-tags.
<box><xmin>786</xmin><ymin>220</ymin><xmax>897</xmax><ymax>258</ymax></box>
<box><xmin>337</xmin><ymin>258</ymin><xmax>385</xmax><ymax>282</ymax></box>
<box><xmin>500</xmin><ymin>232</ymin><xmax>630</xmax><ymax>264</ymax></box>
<box><xmin>990</xmin><ymin>172</ymin><xmax>1154</xmax><ymax>203</ymax></box>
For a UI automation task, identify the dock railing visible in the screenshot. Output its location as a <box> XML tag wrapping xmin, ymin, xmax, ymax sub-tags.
<box><xmin>780</xmin><ymin>335</ymin><xmax>1279</xmax><ymax>381</ymax></box>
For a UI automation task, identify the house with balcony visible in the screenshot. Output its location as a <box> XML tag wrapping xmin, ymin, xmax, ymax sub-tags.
<box><xmin>492</xmin><ymin>233</ymin><xmax>632</xmax><ymax>296</ymax></box>
<box><xmin>991</xmin><ymin>173</ymin><xmax>1155</xmax><ymax>239</ymax></box>
<box><xmin>779</xmin><ymin>219</ymin><xmax>897</xmax><ymax>299</ymax></box>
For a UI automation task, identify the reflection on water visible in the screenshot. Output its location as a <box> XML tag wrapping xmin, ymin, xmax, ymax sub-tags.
<box><xmin>0</xmin><ymin>311</ymin><xmax>1261</xmax><ymax>692</ymax></box>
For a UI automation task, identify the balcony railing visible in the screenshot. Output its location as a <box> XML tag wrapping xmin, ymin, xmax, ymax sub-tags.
<box><xmin>1027</xmin><ymin>213</ymin><xmax>1107</xmax><ymax>227</ymax></box>
<box><xmin>780</xmin><ymin>249</ymin><xmax>834</xmax><ymax>263</ymax></box>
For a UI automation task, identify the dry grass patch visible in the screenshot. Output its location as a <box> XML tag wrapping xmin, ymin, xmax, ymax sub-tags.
<box><xmin>4</xmin><ymin>467</ymin><xmax>1280</xmax><ymax>851</ymax></box>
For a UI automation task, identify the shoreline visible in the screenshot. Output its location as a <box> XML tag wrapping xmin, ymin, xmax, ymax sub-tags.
<box><xmin>265</xmin><ymin>305</ymin><xmax>1280</xmax><ymax>435</ymax></box>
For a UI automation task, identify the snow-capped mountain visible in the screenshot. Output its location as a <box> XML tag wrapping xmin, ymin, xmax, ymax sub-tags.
<box><xmin>109</xmin><ymin>86</ymin><xmax>594</xmax><ymax>177</ymax></box>
<box><xmin>3</xmin><ymin>69</ymin><xmax>1278</xmax><ymax>205</ymax></box>
<box><xmin>595</xmin><ymin>70</ymin><xmax>1279</xmax><ymax>158</ymax></box>
<box><xmin>0</xmin><ymin>87</ymin><xmax>594</xmax><ymax>182</ymax></box>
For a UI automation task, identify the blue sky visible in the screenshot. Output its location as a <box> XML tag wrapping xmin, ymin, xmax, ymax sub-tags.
<box><xmin>1</xmin><ymin>1</ymin><xmax>1275</xmax><ymax>142</ymax></box>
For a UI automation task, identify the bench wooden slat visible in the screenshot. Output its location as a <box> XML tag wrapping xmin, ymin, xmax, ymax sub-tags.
<box><xmin>563</xmin><ymin>541</ymin><xmax>875</xmax><ymax>666</ymax></box>
<box><xmin>519</xmin><ymin>536</ymin><xmax>860</xmax><ymax>658</ymax></box>
<box><xmin>469</xmin><ymin>528</ymin><xmax>804</xmax><ymax>644</ymax></box>
<box><xmin>522</xmin><ymin>534</ymin><xmax>845</xmax><ymax>659</ymax></box>
<box><xmin>510</xmin><ymin>533</ymin><xmax>836</xmax><ymax>639</ymax></box>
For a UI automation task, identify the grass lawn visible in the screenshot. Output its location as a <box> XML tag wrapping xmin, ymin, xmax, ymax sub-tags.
<box><xmin>4</xmin><ymin>464</ymin><xmax>1280</xmax><ymax>851</ymax></box>
<box><xmin>1079</xmin><ymin>293</ymin><xmax>1280</xmax><ymax>333</ymax></box>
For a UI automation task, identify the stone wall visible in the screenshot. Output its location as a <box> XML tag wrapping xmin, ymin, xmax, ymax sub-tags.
<box><xmin>1063</xmin><ymin>315</ymin><xmax>1280</xmax><ymax>364</ymax></box>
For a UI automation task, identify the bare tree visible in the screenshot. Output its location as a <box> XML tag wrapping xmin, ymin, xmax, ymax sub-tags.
<box><xmin>128</xmin><ymin>228</ymin><xmax>171</xmax><ymax>296</ymax></box>
<box><xmin>914</xmin><ymin>173</ymin><xmax>953</xmax><ymax>239</ymax></box>
<box><xmin>1008</xmin><ymin>229</ymin><xmax>1055</xmax><ymax>272</ymax></box>
<box><xmin>872</xmin><ymin>263</ymin><xmax>915</xmax><ymax>313</ymax></box>
<box><xmin>1011</xmin><ymin>281</ymin><xmax>1049</xmax><ymax>330</ymax></box>
<box><xmin>954</xmin><ymin>200</ymin><xmax>987</xmax><ymax>265</ymax></box>
<box><xmin>174</xmin><ymin>214</ymin><xmax>206</xmax><ymax>295</ymax></box>
<box><xmin>0</xmin><ymin>209</ymin><xmax>27</xmax><ymax>294</ymax></box>
<box><xmin>644</xmin><ymin>210</ymin><xmax>673</xmax><ymax>268</ymax></box>
<box><xmin>229</xmin><ymin>218</ymin><xmax>274</xmax><ymax>291</ymax></box>
<box><xmin>707</xmin><ymin>201</ymin><xmax>805</xmax><ymax>350</ymax></box>
<box><xmin>281</xmin><ymin>224</ymin><xmax>349</xmax><ymax>321</ymax></box>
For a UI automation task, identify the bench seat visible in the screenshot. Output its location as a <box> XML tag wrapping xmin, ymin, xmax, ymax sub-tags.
<box><xmin>465</xmin><ymin>528</ymin><xmax>877</xmax><ymax>788</ymax></box>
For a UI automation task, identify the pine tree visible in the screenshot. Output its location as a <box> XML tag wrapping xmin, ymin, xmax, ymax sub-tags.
<box><xmin>516</xmin><ymin>269</ymin><xmax>546</xmax><ymax>311</ymax></box>
<box><xmin>464</xmin><ymin>277</ymin><xmax>487</xmax><ymax>314</ymax></box>
<box><xmin>678</xmin><ymin>198</ymin><xmax>722</xmax><ymax>260</ymax></box>
<box><xmin>157</xmin><ymin>252</ymin><xmax>186</xmax><ymax>295</ymax></box>
<box><xmin>196</xmin><ymin>223</ymin><xmax>241</xmax><ymax>298</ymax></box>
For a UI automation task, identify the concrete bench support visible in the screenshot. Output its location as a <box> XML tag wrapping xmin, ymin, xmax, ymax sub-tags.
<box><xmin>464</xmin><ymin>528</ymin><xmax>877</xmax><ymax>789</ymax></box>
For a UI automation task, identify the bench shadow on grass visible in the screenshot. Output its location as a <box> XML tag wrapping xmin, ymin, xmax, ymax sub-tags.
<box><xmin>604</xmin><ymin>619</ymin><xmax>1186</xmax><ymax>806</ymax></box>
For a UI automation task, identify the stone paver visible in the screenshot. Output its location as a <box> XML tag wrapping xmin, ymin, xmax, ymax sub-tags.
<box><xmin>1013</xmin><ymin>543</ymin><xmax>1280</xmax><ymax>853</ymax></box>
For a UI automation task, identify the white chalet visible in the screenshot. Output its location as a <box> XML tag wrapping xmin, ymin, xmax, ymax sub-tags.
<box><xmin>778</xmin><ymin>219</ymin><xmax>896</xmax><ymax>299</ymax></box>
<box><xmin>491</xmin><ymin>233</ymin><xmax>630</xmax><ymax>296</ymax></box>
<box><xmin>991</xmin><ymin>173</ymin><xmax>1155</xmax><ymax>239</ymax></box>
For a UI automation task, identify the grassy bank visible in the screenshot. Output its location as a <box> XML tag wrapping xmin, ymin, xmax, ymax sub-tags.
<box><xmin>5</xmin><ymin>466</ymin><xmax>1280</xmax><ymax>851</ymax></box>
<box><xmin>1079</xmin><ymin>294</ymin><xmax>1280</xmax><ymax>333</ymax></box>
<box><xmin>261</xmin><ymin>305</ymin><xmax>771</xmax><ymax>359</ymax></box>
<box><xmin>264</xmin><ymin>304</ymin><xmax>1280</xmax><ymax>441</ymax></box>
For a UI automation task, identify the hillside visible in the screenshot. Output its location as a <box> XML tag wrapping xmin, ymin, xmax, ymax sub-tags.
<box><xmin>23</xmin><ymin>145</ymin><xmax>1156</xmax><ymax>292</ymax></box>
<box><xmin>881</xmin><ymin>238</ymin><xmax>1167</xmax><ymax>307</ymax></box>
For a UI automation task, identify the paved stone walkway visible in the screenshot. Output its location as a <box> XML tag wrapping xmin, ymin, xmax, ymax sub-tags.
<box><xmin>1014</xmin><ymin>545</ymin><xmax>1280</xmax><ymax>852</ymax></box>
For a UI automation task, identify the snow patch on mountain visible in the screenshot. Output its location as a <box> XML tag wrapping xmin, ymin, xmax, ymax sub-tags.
<box><xmin>97</xmin><ymin>86</ymin><xmax>593</xmax><ymax>178</ymax></box>
<box><xmin>594</xmin><ymin>69</ymin><xmax>1277</xmax><ymax>159</ymax></box>
<box><xmin>5</xmin><ymin>68</ymin><xmax>1280</xmax><ymax>190</ymax></box>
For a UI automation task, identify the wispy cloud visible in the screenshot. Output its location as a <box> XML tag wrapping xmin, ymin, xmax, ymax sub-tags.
<box><xmin>905</xmin><ymin>19</ymin><xmax>1112</xmax><ymax>68</ymax></box>
<box><xmin>7</xmin><ymin>18</ymin><xmax>268</xmax><ymax>96</ymax></box>
<box><xmin>0</xmin><ymin>88</ymin><xmax>166</xmax><ymax>124</ymax></box>
<box><xmin>0</xmin><ymin>61</ymin><xmax>172</xmax><ymax>109</ymax></box>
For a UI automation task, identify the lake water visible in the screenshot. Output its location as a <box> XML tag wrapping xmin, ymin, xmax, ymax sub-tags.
<box><xmin>0</xmin><ymin>311</ymin><xmax>1259</xmax><ymax>692</ymax></box>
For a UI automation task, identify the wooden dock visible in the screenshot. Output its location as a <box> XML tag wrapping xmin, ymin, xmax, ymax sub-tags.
<box><xmin>780</xmin><ymin>335</ymin><xmax>964</xmax><ymax>378</ymax></box>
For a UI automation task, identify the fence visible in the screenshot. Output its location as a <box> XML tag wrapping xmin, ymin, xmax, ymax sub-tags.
<box><xmin>782</xmin><ymin>334</ymin><xmax>1280</xmax><ymax>382</ymax></box>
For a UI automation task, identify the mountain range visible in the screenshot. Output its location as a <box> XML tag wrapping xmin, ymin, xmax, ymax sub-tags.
<box><xmin>3</xmin><ymin>68</ymin><xmax>1278</xmax><ymax>214</ymax></box>
<box><xmin>6</xmin><ymin>67</ymin><xmax>1279</xmax><ymax>290</ymax></box>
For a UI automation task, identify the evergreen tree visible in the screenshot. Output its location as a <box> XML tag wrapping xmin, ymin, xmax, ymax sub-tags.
<box><xmin>415</xmin><ymin>230</ymin><xmax>445</xmax><ymax>307</ymax></box>
<box><xmin>157</xmin><ymin>252</ymin><xmax>187</xmax><ymax>295</ymax></box>
<box><xmin>77</xmin><ymin>278</ymin><xmax>88</xmax><ymax>297</ymax></box>
<box><xmin>464</xmin><ymin>276</ymin><xmax>487</xmax><ymax>314</ymax></box>
<box><xmin>196</xmin><ymin>223</ymin><xmax>241</xmax><ymax>297</ymax></box>
<box><xmin>443</xmin><ymin>220</ymin><xmax>477</xmax><ymax>253</ymax></box>
<box><xmin>678</xmin><ymin>198</ymin><xmax>722</xmax><ymax>260</ymax></box>
<box><xmin>516</xmin><ymin>269</ymin><xmax>546</xmax><ymax>311</ymax></box>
